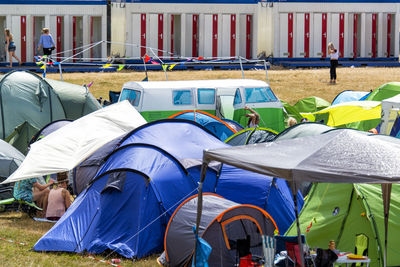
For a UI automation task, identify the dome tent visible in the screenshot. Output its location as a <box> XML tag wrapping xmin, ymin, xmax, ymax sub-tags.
<box><xmin>0</xmin><ymin>71</ymin><xmax>100</xmax><ymax>151</ymax></box>
<box><xmin>0</xmin><ymin>139</ymin><xmax>25</xmax><ymax>200</ymax></box>
<box><xmin>164</xmin><ymin>194</ymin><xmax>278</xmax><ymax>267</ymax></box>
<box><xmin>225</xmin><ymin>127</ymin><xmax>278</xmax><ymax>146</ymax></box>
<box><xmin>34</xmin><ymin>120</ymin><xmax>302</xmax><ymax>258</ymax></box>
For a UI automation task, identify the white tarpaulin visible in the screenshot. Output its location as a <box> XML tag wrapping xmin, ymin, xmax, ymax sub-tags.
<box><xmin>2</xmin><ymin>101</ymin><xmax>146</xmax><ymax>184</ymax></box>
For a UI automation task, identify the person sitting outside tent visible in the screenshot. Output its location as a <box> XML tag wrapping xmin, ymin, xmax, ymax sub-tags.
<box><xmin>287</xmin><ymin>117</ymin><xmax>298</xmax><ymax>127</ymax></box>
<box><xmin>244</xmin><ymin>106</ymin><xmax>260</xmax><ymax>128</ymax></box>
<box><xmin>46</xmin><ymin>172</ymin><xmax>72</xmax><ymax>221</ymax></box>
<box><xmin>13</xmin><ymin>177</ymin><xmax>54</xmax><ymax>216</ymax></box>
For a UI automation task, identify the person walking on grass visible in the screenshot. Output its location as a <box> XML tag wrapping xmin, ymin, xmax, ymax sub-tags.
<box><xmin>4</xmin><ymin>28</ymin><xmax>22</xmax><ymax>67</ymax></box>
<box><xmin>328</xmin><ymin>42</ymin><xmax>339</xmax><ymax>84</ymax></box>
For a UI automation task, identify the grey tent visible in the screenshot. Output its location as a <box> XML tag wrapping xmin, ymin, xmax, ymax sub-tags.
<box><xmin>30</xmin><ymin>120</ymin><xmax>72</xmax><ymax>145</ymax></box>
<box><xmin>273</xmin><ymin>122</ymin><xmax>333</xmax><ymax>142</ymax></box>
<box><xmin>0</xmin><ymin>70</ymin><xmax>101</xmax><ymax>153</ymax></box>
<box><xmin>164</xmin><ymin>193</ymin><xmax>278</xmax><ymax>267</ymax></box>
<box><xmin>197</xmin><ymin>129</ymin><xmax>400</xmax><ymax>267</ymax></box>
<box><xmin>0</xmin><ymin>139</ymin><xmax>24</xmax><ymax>200</ymax></box>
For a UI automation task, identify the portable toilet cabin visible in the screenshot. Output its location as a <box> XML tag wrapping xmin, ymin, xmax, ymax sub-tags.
<box><xmin>119</xmin><ymin>79</ymin><xmax>285</xmax><ymax>132</ymax></box>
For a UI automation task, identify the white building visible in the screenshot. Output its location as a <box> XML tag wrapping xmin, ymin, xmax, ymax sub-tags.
<box><xmin>112</xmin><ymin>0</ymin><xmax>399</xmax><ymax>60</ymax></box>
<box><xmin>0</xmin><ymin>0</ymin><xmax>107</xmax><ymax>63</ymax></box>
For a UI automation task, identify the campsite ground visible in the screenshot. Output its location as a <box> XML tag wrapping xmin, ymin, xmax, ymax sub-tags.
<box><xmin>0</xmin><ymin>66</ymin><xmax>399</xmax><ymax>266</ymax></box>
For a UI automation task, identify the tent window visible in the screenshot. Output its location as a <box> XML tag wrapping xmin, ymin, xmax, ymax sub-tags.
<box><xmin>120</xmin><ymin>89</ymin><xmax>141</xmax><ymax>106</ymax></box>
<box><xmin>245</xmin><ymin>87</ymin><xmax>278</xmax><ymax>103</ymax></box>
<box><xmin>234</xmin><ymin>89</ymin><xmax>242</xmax><ymax>105</ymax></box>
<box><xmin>173</xmin><ymin>90</ymin><xmax>192</xmax><ymax>105</ymax></box>
<box><xmin>101</xmin><ymin>172</ymin><xmax>127</xmax><ymax>193</ymax></box>
<box><xmin>197</xmin><ymin>88</ymin><xmax>215</xmax><ymax>104</ymax></box>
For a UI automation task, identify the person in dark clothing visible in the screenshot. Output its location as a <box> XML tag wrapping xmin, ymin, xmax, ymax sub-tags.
<box><xmin>328</xmin><ymin>42</ymin><xmax>339</xmax><ymax>84</ymax></box>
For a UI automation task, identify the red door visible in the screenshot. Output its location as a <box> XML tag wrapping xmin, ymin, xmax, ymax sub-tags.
<box><xmin>57</xmin><ymin>16</ymin><xmax>62</xmax><ymax>61</ymax></box>
<box><xmin>230</xmin><ymin>14</ymin><xmax>236</xmax><ymax>57</ymax></box>
<box><xmin>192</xmin><ymin>14</ymin><xmax>199</xmax><ymax>57</ymax></box>
<box><xmin>20</xmin><ymin>16</ymin><xmax>26</xmax><ymax>62</ymax></box>
<box><xmin>339</xmin><ymin>13</ymin><xmax>344</xmax><ymax>57</ymax></box>
<box><xmin>212</xmin><ymin>14</ymin><xmax>218</xmax><ymax>58</ymax></box>
<box><xmin>372</xmin><ymin>13</ymin><xmax>377</xmax><ymax>58</ymax></box>
<box><xmin>288</xmin><ymin>13</ymin><xmax>293</xmax><ymax>58</ymax></box>
<box><xmin>304</xmin><ymin>13</ymin><xmax>310</xmax><ymax>58</ymax></box>
<box><xmin>246</xmin><ymin>14</ymin><xmax>252</xmax><ymax>59</ymax></box>
<box><xmin>322</xmin><ymin>13</ymin><xmax>327</xmax><ymax>57</ymax></box>
<box><xmin>353</xmin><ymin>14</ymin><xmax>358</xmax><ymax>59</ymax></box>
<box><xmin>387</xmin><ymin>14</ymin><xmax>391</xmax><ymax>57</ymax></box>
<box><xmin>73</xmin><ymin>16</ymin><xmax>76</xmax><ymax>62</ymax></box>
<box><xmin>141</xmin><ymin>14</ymin><xmax>146</xmax><ymax>57</ymax></box>
<box><xmin>158</xmin><ymin>14</ymin><xmax>163</xmax><ymax>57</ymax></box>
<box><xmin>170</xmin><ymin>15</ymin><xmax>174</xmax><ymax>58</ymax></box>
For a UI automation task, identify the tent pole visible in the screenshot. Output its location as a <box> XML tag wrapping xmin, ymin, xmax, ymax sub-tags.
<box><xmin>382</xmin><ymin>184</ymin><xmax>391</xmax><ymax>267</ymax></box>
<box><xmin>292</xmin><ymin>181</ymin><xmax>305</xmax><ymax>267</ymax></box>
<box><xmin>194</xmin><ymin>161</ymin><xmax>209</xmax><ymax>266</ymax></box>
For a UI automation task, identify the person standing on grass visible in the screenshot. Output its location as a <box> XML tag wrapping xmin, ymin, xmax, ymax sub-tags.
<box><xmin>244</xmin><ymin>106</ymin><xmax>260</xmax><ymax>128</ymax></box>
<box><xmin>328</xmin><ymin>42</ymin><xmax>339</xmax><ymax>84</ymax></box>
<box><xmin>4</xmin><ymin>28</ymin><xmax>22</xmax><ymax>67</ymax></box>
<box><xmin>37</xmin><ymin>28</ymin><xmax>56</xmax><ymax>57</ymax></box>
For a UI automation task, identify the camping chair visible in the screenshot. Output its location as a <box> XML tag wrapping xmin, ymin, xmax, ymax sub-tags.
<box><xmin>0</xmin><ymin>197</ymin><xmax>42</xmax><ymax>217</ymax></box>
<box><xmin>262</xmin><ymin>235</ymin><xmax>276</xmax><ymax>267</ymax></box>
<box><xmin>353</xmin><ymin>234</ymin><xmax>368</xmax><ymax>267</ymax></box>
<box><xmin>275</xmin><ymin>235</ymin><xmax>308</xmax><ymax>267</ymax></box>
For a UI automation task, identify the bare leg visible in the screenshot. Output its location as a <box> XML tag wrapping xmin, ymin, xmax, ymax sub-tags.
<box><xmin>12</xmin><ymin>52</ymin><xmax>21</xmax><ymax>65</ymax></box>
<box><xmin>8</xmin><ymin>51</ymin><xmax>12</xmax><ymax>67</ymax></box>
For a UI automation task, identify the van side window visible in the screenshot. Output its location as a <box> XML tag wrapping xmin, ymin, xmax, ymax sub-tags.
<box><xmin>120</xmin><ymin>89</ymin><xmax>141</xmax><ymax>106</ymax></box>
<box><xmin>234</xmin><ymin>89</ymin><xmax>242</xmax><ymax>105</ymax></box>
<box><xmin>245</xmin><ymin>87</ymin><xmax>278</xmax><ymax>103</ymax></box>
<box><xmin>197</xmin><ymin>88</ymin><xmax>215</xmax><ymax>104</ymax></box>
<box><xmin>173</xmin><ymin>90</ymin><xmax>192</xmax><ymax>105</ymax></box>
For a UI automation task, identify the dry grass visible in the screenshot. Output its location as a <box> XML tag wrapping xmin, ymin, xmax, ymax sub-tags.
<box><xmin>47</xmin><ymin>66</ymin><xmax>400</xmax><ymax>105</ymax></box>
<box><xmin>1</xmin><ymin>66</ymin><xmax>399</xmax><ymax>266</ymax></box>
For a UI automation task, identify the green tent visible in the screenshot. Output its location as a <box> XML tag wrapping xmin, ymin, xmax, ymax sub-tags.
<box><xmin>294</xmin><ymin>96</ymin><xmax>331</xmax><ymax>113</ymax></box>
<box><xmin>0</xmin><ymin>70</ymin><xmax>101</xmax><ymax>153</ymax></box>
<box><xmin>286</xmin><ymin>183</ymin><xmax>400</xmax><ymax>267</ymax></box>
<box><xmin>366</xmin><ymin>82</ymin><xmax>400</xmax><ymax>101</ymax></box>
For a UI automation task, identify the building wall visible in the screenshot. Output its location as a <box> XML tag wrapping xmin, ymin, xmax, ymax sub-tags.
<box><xmin>118</xmin><ymin>3</ymin><xmax>258</xmax><ymax>59</ymax></box>
<box><xmin>0</xmin><ymin>4</ymin><xmax>106</xmax><ymax>62</ymax></box>
<box><xmin>269</xmin><ymin>2</ymin><xmax>400</xmax><ymax>59</ymax></box>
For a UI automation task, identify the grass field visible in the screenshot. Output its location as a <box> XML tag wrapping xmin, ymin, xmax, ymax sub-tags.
<box><xmin>46</xmin><ymin>66</ymin><xmax>400</xmax><ymax>104</ymax></box>
<box><xmin>1</xmin><ymin>67</ymin><xmax>399</xmax><ymax>267</ymax></box>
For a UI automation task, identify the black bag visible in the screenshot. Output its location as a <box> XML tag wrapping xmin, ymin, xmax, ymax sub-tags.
<box><xmin>50</xmin><ymin>46</ymin><xmax>55</xmax><ymax>51</ymax></box>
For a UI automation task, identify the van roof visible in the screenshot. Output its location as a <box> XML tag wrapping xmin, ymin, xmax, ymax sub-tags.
<box><xmin>122</xmin><ymin>79</ymin><xmax>269</xmax><ymax>90</ymax></box>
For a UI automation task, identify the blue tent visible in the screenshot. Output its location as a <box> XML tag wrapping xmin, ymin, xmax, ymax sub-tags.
<box><xmin>34</xmin><ymin>120</ymin><xmax>302</xmax><ymax>258</ymax></box>
<box><xmin>168</xmin><ymin>111</ymin><xmax>236</xmax><ymax>141</ymax></box>
<box><xmin>331</xmin><ymin>90</ymin><xmax>370</xmax><ymax>105</ymax></box>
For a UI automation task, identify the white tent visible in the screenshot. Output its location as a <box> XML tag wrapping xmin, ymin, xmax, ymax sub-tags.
<box><xmin>2</xmin><ymin>101</ymin><xmax>146</xmax><ymax>184</ymax></box>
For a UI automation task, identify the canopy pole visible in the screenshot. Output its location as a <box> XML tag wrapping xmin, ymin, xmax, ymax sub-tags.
<box><xmin>291</xmin><ymin>181</ymin><xmax>305</xmax><ymax>267</ymax></box>
<box><xmin>239</xmin><ymin>57</ymin><xmax>245</xmax><ymax>79</ymax></box>
<box><xmin>382</xmin><ymin>184</ymin><xmax>391</xmax><ymax>267</ymax></box>
<box><xmin>194</xmin><ymin>161</ymin><xmax>209</xmax><ymax>266</ymax></box>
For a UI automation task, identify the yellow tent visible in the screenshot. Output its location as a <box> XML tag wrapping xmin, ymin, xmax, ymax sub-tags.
<box><xmin>302</xmin><ymin>101</ymin><xmax>381</xmax><ymax>127</ymax></box>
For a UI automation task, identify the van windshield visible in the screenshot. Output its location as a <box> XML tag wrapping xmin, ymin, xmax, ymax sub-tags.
<box><xmin>197</xmin><ymin>88</ymin><xmax>215</xmax><ymax>104</ymax></box>
<box><xmin>120</xmin><ymin>89</ymin><xmax>141</xmax><ymax>106</ymax></box>
<box><xmin>245</xmin><ymin>87</ymin><xmax>278</xmax><ymax>103</ymax></box>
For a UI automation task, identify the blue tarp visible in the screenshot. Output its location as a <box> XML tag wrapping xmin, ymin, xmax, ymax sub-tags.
<box><xmin>34</xmin><ymin>120</ymin><xmax>302</xmax><ymax>258</ymax></box>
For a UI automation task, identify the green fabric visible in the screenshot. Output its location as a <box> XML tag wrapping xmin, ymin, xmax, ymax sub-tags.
<box><xmin>366</xmin><ymin>82</ymin><xmax>400</xmax><ymax>101</ymax></box>
<box><xmin>5</xmin><ymin>121</ymin><xmax>40</xmax><ymax>154</ymax></box>
<box><xmin>286</xmin><ymin>183</ymin><xmax>400</xmax><ymax>267</ymax></box>
<box><xmin>294</xmin><ymin>96</ymin><xmax>330</xmax><ymax>113</ymax></box>
<box><xmin>355</xmin><ymin>234</ymin><xmax>369</xmax><ymax>260</ymax></box>
<box><xmin>233</xmin><ymin>107</ymin><xmax>285</xmax><ymax>133</ymax></box>
<box><xmin>281</xmin><ymin>100</ymin><xmax>303</xmax><ymax>124</ymax></box>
